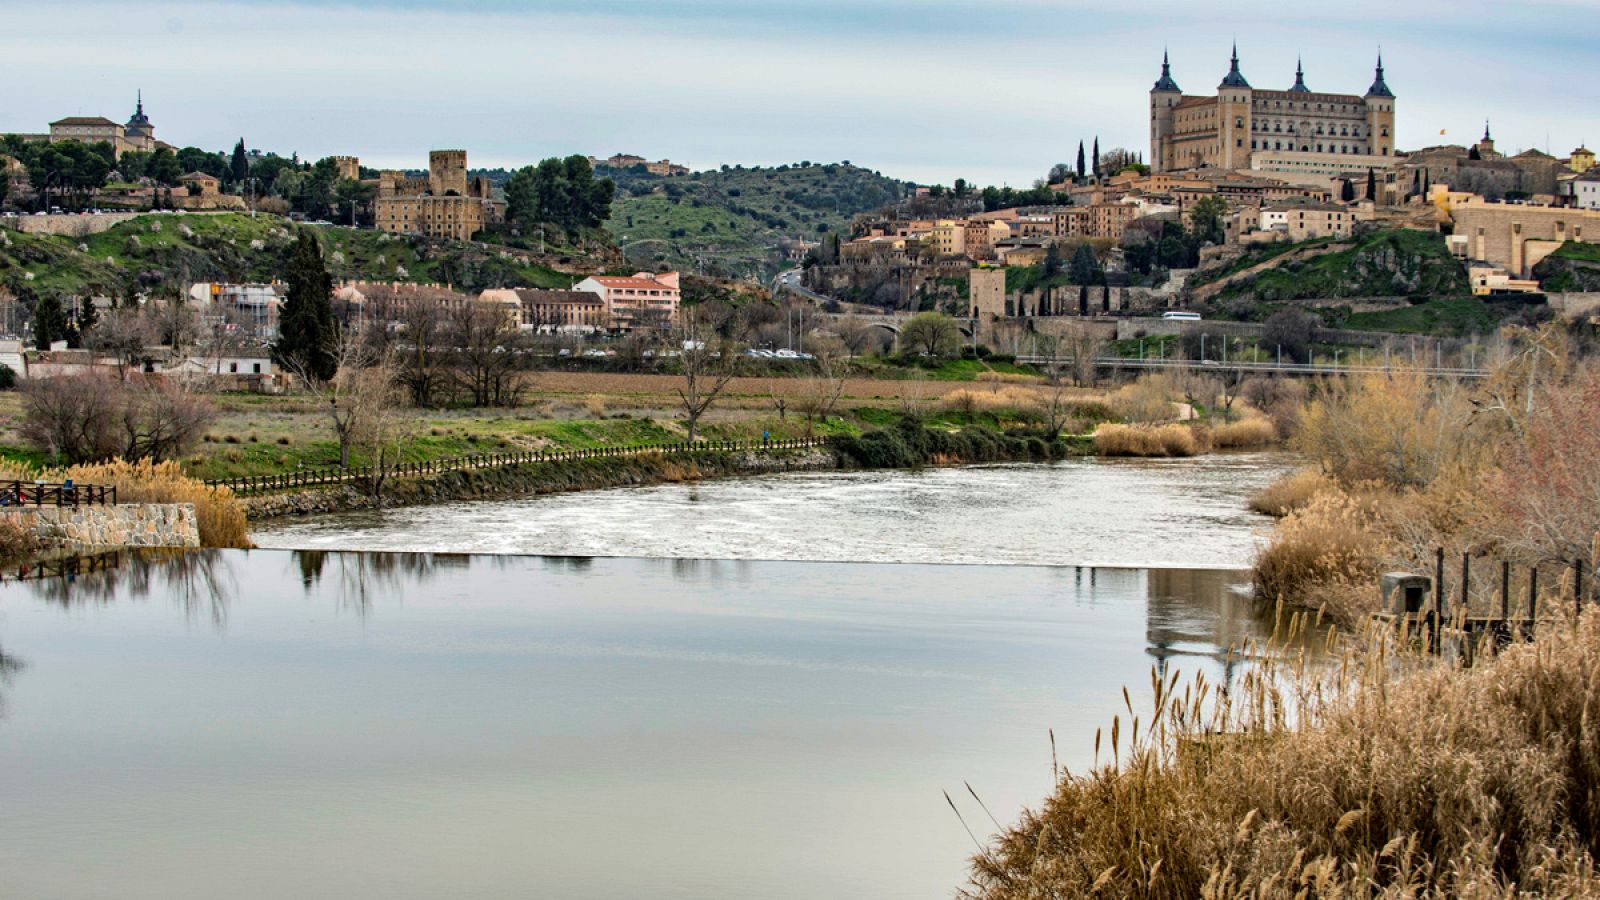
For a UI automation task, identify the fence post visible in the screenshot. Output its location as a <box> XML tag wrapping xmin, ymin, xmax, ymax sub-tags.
<box><xmin>1501</xmin><ymin>560</ymin><xmax>1511</xmax><ymax>624</ymax></box>
<box><xmin>1432</xmin><ymin>547</ymin><xmax>1445</xmax><ymax>653</ymax></box>
<box><xmin>1530</xmin><ymin>567</ymin><xmax>1540</xmax><ymax>624</ymax></box>
<box><xmin>1577</xmin><ymin>559</ymin><xmax>1586</xmax><ymax>621</ymax></box>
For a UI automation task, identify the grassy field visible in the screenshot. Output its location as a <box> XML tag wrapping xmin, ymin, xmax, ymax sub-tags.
<box><xmin>0</xmin><ymin>367</ymin><xmax>1108</xmax><ymax>480</ymax></box>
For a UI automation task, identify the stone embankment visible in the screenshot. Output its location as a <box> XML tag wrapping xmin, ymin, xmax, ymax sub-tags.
<box><xmin>246</xmin><ymin>447</ymin><xmax>838</xmax><ymax>519</ymax></box>
<box><xmin>4</xmin><ymin>503</ymin><xmax>200</xmax><ymax>548</ymax></box>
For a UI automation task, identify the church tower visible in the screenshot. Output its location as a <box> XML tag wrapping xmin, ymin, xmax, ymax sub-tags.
<box><xmin>1217</xmin><ymin>44</ymin><xmax>1254</xmax><ymax>170</ymax></box>
<box><xmin>1149</xmin><ymin>50</ymin><xmax>1182</xmax><ymax>174</ymax></box>
<box><xmin>1364</xmin><ymin>54</ymin><xmax>1396</xmax><ymax>159</ymax></box>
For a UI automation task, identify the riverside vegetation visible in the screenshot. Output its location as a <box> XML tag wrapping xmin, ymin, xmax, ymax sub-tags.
<box><xmin>969</xmin><ymin>323</ymin><xmax>1600</xmax><ymax>897</ymax></box>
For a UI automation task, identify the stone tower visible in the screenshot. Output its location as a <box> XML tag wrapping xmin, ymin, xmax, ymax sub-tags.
<box><xmin>1364</xmin><ymin>54</ymin><xmax>1396</xmax><ymax>159</ymax></box>
<box><xmin>1149</xmin><ymin>50</ymin><xmax>1182</xmax><ymax>174</ymax></box>
<box><xmin>1217</xmin><ymin>44</ymin><xmax>1254</xmax><ymax>170</ymax></box>
<box><xmin>429</xmin><ymin>149</ymin><xmax>469</xmax><ymax>197</ymax></box>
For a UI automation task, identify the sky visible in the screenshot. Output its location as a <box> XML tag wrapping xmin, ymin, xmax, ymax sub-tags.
<box><xmin>5</xmin><ymin>0</ymin><xmax>1598</xmax><ymax>186</ymax></box>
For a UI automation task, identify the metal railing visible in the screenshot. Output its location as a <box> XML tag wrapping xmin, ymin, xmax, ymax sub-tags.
<box><xmin>0</xmin><ymin>481</ymin><xmax>117</xmax><ymax>508</ymax></box>
<box><xmin>205</xmin><ymin>437</ymin><xmax>831</xmax><ymax>496</ymax></box>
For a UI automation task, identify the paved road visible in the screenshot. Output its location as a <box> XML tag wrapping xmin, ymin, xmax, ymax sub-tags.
<box><xmin>1013</xmin><ymin>356</ymin><xmax>1488</xmax><ymax>378</ymax></box>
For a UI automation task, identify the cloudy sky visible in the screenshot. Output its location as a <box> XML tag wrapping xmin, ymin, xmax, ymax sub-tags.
<box><xmin>5</xmin><ymin>0</ymin><xmax>1596</xmax><ymax>185</ymax></box>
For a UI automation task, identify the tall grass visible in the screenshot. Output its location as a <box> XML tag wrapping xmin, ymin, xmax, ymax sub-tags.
<box><xmin>1248</xmin><ymin>469</ymin><xmax>1333</xmax><ymax>517</ymax></box>
<box><xmin>1205</xmin><ymin>416</ymin><xmax>1278</xmax><ymax>450</ymax></box>
<box><xmin>0</xmin><ymin>459</ymin><xmax>249</xmax><ymax>549</ymax></box>
<box><xmin>1093</xmin><ymin>423</ymin><xmax>1199</xmax><ymax>458</ymax></box>
<box><xmin>1252</xmin><ymin>491</ymin><xmax>1385</xmax><ymax>612</ymax></box>
<box><xmin>966</xmin><ymin>611</ymin><xmax>1600</xmax><ymax>898</ymax></box>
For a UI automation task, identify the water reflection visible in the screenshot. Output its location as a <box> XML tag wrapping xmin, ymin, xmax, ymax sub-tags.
<box><xmin>0</xmin><ymin>549</ymin><xmax>1289</xmax><ymax>900</ymax></box>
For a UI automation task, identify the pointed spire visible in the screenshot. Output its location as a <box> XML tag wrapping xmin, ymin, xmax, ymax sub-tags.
<box><xmin>1289</xmin><ymin>56</ymin><xmax>1310</xmax><ymax>93</ymax></box>
<box><xmin>136</xmin><ymin>89</ymin><xmax>143</xmax><ymax>116</ymax></box>
<box><xmin>1483</xmin><ymin>119</ymin><xmax>1492</xmax><ymax>142</ymax></box>
<box><xmin>1366</xmin><ymin>50</ymin><xmax>1393</xmax><ymax>98</ymax></box>
<box><xmin>1153</xmin><ymin>47</ymin><xmax>1181</xmax><ymax>92</ymax></box>
<box><xmin>1220</xmin><ymin>41</ymin><xmax>1251</xmax><ymax>88</ymax></box>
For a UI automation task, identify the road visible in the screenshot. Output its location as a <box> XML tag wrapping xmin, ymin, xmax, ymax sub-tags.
<box><xmin>1012</xmin><ymin>356</ymin><xmax>1489</xmax><ymax>379</ymax></box>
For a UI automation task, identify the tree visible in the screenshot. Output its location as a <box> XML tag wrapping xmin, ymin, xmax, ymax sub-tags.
<box><xmin>229</xmin><ymin>139</ymin><xmax>248</xmax><ymax>186</ymax></box>
<box><xmin>274</xmin><ymin>230</ymin><xmax>339</xmax><ymax>383</ymax></box>
<box><xmin>1366</xmin><ymin>167</ymin><xmax>1378</xmax><ymax>201</ymax></box>
<box><xmin>1076</xmin><ymin>141</ymin><xmax>1087</xmax><ymax>181</ymax></box>
<box><xmin>1092</xmin><ymin>137</ymin><xmax>1101</xmax><ymax>178</ymax></box>
<box><xmin>87</xmin><ymin>305</ymin><xmax>155</xmax><ymax>380</ymax></box>
<box><xmin>901</xmin><ymin>311</ymin><xmax>961</xmax><ymax>358</ymax></box>
<box><xmin>833</xmin><ymin>317</ymin><xmax>875</xmax><ymax>357</ymax></box>
<box><xmin>446</xmin><ymin>299</ymin><xmax>527</xmax><ymax>407</ymax></box>
<box><xmin>32</xmin><ymin>292</ymin><xmax>66</xmax><ymax>349</ymax></box>
<box><xmin>145</xmin><ymin>147</ymin><xmax>182</xmax><ymax>186</ymax></box>
<box><xmin>1262</xmin><ymin>309</ymin><xmax>1317</xmax><ymax>363</ymax></box>
<box><xmin>1187</xmin><ymin>195</ymin><xmax>1228</xmax><ymax>245</ymax></box>
<box><xmin>1047</xmin><ymin>163</ymin><xmax>1071</xmax><ymax>184</ymax></box>
<box><xmin>1067</xmin><ymin>243</ymin><xmax>1103</xmax><ymax>286</ymax></box>
<box><xmin>19</xmin><ymin>373</ymin><xmax>214</xmax><ymax>464</ymax></box>
<box><xmin>1467</xmin><ymin>145</ymin><xmax>1482</xmax><ymax>161</ymax></box>
<box><xmin>793</xmin><ymin>335</ymin><xmax>848</xmax><ymax>434</ymax></box>
<box><xmin>676</xmin><ymin>306</ymin><xmax>743</xmax><ymax>442</ymax></box>
<box><xmin>1340</xmin><ymin>179</ymin><xmax>1356</xmax><ymax>202</ymax></box>
<box><xmin>505</xmin><ymin>155</ymin><xmax>616</xmax><ymax>232</ymax></box>
<box><xmin>1043</xmin><ymin>242</ymin><xmax>1063</xmax><ymax>279</ymax></box>
<box><xmin>314</xmin><ymin>336</ymin><xmax>406</xmax><ymax>471</ymax></box>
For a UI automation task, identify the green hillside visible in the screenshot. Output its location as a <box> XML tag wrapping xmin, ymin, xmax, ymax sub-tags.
<box><xmin>1532</xmin><ymin>242</ymin><xmax>1600</xmax><ymax>292</ymax></box>
<box><xmin>0</xmin><ymin>213</ymin><xmax>575</xmax><ymax>300</ymax></box>
<box><xmin>606</xmin><ymin>162</ymin><xmax>910</xmax><ymax>278</ymax></box>
<box><xmin>1207</xmin><ymin>229</ymin><xmax>1469</xmax><ymax>303</ymax></box>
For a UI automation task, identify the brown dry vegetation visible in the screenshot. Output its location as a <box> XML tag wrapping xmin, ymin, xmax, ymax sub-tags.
<box><xmin>1093</xmin><ymin>423</ymin><xmax>1201</xmax><ymax>458</ymax></box>
<box><xmin>967</xmin><ymin>610</ymin><xmax>1600</xmax><ymax>898</ymax></box>
<box><xmin>1205</xmin><ymin>416</ymin><xmax>1278</xmax><ymax>450</ymax></box>
<box><xmin>1248</xmin><ymin>469</ymin><xmax>1334</xmax><ymax>517</ymax></box>
<box><xmin>0</xmin><ymin>459</ymin><xmax>249</xmax><ymax>549</ymax></box>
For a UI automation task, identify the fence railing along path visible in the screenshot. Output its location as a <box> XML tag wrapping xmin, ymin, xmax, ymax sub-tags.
<box><xmin>0</xmin><ymin>480</ymin><xmax>117</xmax><ymax>508</ymax></box>
<box><xmin>206</xmin><ymin>437</ymin><xmax>831</xmax><ymax>497</ymax></box>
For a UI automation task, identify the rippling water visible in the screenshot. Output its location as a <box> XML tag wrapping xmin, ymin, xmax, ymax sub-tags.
<box><xmin>254</xmin><ymin>453</ymin><xmax>1294</xmax><ymax>568</ymax></box>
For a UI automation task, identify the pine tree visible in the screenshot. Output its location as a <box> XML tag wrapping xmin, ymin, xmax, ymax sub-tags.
<box><xmin>32</xmin><ymin>291</ymin><xmax>66</xmax><ymax>350</ymax></box>
<box><xmin>230</xmin><ymin>139</ymin><xmax>249</xmax><ymax>186</ymax></box>
<box><xmin>274</xmin><ymin>230</ymin><xmax>339</xmax><ymax>382</ymax></box>
<box><xmin>1076</xmin><ymin>141</ymin><xmax>1086</xmax><ymax>181</ymax></box>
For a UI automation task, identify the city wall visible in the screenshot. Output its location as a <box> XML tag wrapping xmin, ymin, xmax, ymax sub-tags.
<box><xmin>4</xmin><ymin>503</ymin><xmax>200</xmax><ymax>549</ymax></box>
<box><xmin>5</xmin><ymin>212</ymin><xmax>144</xmax><ymax>237</ymax></box>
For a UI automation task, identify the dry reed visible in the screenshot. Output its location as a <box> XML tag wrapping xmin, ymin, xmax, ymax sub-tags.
<box><xmin>1248</xmin><ymin>469</ymin><xmax>1334</xmax><ymax>517</ymax></box>
<box><xmin>1206</xmin><ymin>417</ymin><xmax>1278</xmax><ymax>450</ymax></box>
<box><xmin>966</xmin><ymin>609</ymin><xmax>1600</xmax><ymax>898</ymax></box>
<box><xmin>1093</xmin><ymin>423</ymin><xmax>1200</xmax><ymax>458</ymax></box>
<box><xmin>0</xmin><ymin>459</ymin><xmax>249</xmax><ymax>549</ymax></box>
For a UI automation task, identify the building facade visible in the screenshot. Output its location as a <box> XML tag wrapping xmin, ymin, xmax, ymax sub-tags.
<box><xmin>571</xmin><ymin>272</ymin><xmax>681</xmax><ymax>331</ymax></box>
<box><xmin>48</xmin><ymin>93</ymin><xmax>163</xmax><ymax>159</ymax></box>
<box><xmin>374</xmin><ymin>150</ymin><xmax>505</xmax><ymax>241</ymax></box>
<box><xmin>1150</xmin><ymin>48</ymin><xmax>1396</xmax><ymax>176</ymax></box>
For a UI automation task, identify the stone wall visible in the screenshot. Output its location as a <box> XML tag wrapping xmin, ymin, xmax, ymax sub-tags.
<box><xmin>3</xmin><ymin>503</ymin><xmax>199</xmax><ymax>549</ymax></box>
<box><xmin>6</xmin><ymin>212</ymin><xmax>143</xmax><ymax>237</ymax></box>
<box><xmin>1547</xmin><ymin>292</ymin><xmax>1600</xmax><ymax>320</ymax></box>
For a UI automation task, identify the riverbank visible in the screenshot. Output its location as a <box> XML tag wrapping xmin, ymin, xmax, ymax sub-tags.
<box><xmin>244</xmin><ymin>445</ymin><xmax>838</xmax><ymax>518</ymax></box>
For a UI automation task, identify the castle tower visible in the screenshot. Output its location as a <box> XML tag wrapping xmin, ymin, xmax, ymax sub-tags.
<box><xmin>1364</xmin><ymin>53</ymin><xmax>1396</xmax><ymax>159</ymax></box>
<box><xmin>124</xmin><ymin>90</ymin><xmax>154</xmax><ymax>144</ymax></box>
<box><xmin>1217</xmin><ymin>43</ymin><xmax>1253</xmax><ymax>170</ymax></box>
<box><xmin>1288</xmin><ymin>58</ymin><xmax>1310</xmax><ymax>93</ymax></box>
<box><xmin>1149</xmin><ymin>50</ymin><xmax>1182</xmax><ymax>174</ymax></box>
<box><xmin>428</xmin><ymin>149</ymin><xmax>468</xmax><ymax>197</ymax></box>
<box><xmin>1477</xmin><ymin>121</ymin><xmax>1496</xmax><ymax>158</ymax></box>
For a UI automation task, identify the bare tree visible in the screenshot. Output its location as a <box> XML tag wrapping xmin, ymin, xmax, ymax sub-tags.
<box><xmin>793</xmin><ymin>334</ymin><xmax>849</xmax><ymax>434</ymax></box>
<box><xmin>20</xmin><ymin>373</ymin><xmax>214</xmax><ymax>464</ymax></box>
<box><xmin>85</xmin><ymin>306</ymin><xmax>155</xmax><ymax>380</ymax></box>
<box><xmin>115</xmin><ymin>379</ymin><xmax>216</xmax><ymax>462</ymax></box>
<box><xmin>676</xmin><ymin>306</ymin><xmax>744</xmax><ymax>442</ymax></box>
<box><xmin>447</xmin><ymin>299</ymin><xmax>528</xmax><ymax>407</ymax></box>
<box><xmin>833</xmin><ymin>317</ymin><xmax>875</xmax><ymax>358</ymax></box>
<box><xmin>148</xmin><ymin>293</ymin><xmax>201</xmax><ymax>358</ymax></box>
<box><xmin>395</xmin><ymin>295</ymin><xmax>447</xmax><ymax>407</ymax></box>
<box><xmin>318</xmin><ymin>337</ymin><xmax>396</xmax><ymax>468</ymax></box>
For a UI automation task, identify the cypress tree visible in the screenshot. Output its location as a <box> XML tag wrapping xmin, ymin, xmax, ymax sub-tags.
<box><xmin>230</xmin><ymin>139</ymin><xmax>249</xmax><ymax>186</ymax></box>
<box><xmin>1092</xmin><ymin>137</ymin><xmax>1100</xmax><ymax>179</ymax></box>
<box><xmin>274</xmin><ymin>230</ymin><xmax>339</xmax><ymax>382</ymax></box>
<box><xmin>77</xmin><ymin>295</ymin><xmax>99</xmax><ymax>337</ymax></box>
<box><xmin>1366</xmin><ymin>167</ymin><xmax>1377</xmax><ymax>201</ymax></box>
<box><xmin>1075</xmin><ymin>141</ymin><xmax>1086</xmax><ymax>181</ymax></box>
<box><xmin>32</xmin><ymin>291</ymin><xmax>66</xmax><ymax>350</ymax></box>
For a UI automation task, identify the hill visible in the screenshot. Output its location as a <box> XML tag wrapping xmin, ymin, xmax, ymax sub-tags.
<box><xmin>606</xmin><ymin>162</ymin><xmax>910</xmax><ymax>279</ymax></box>
<box><xmin>0</xmin><ymin>213</ymin><xmax>598</xmax><ymax>301</ymax></box>
<box><xmin>1192</xmin><ymin>229</ymin><xmax>1469</xmax><ymax>306</ymax></box>
<box><xmin>1531</xmin><ymin>242</ymin><xmax>1600</xmax><ymax>292</ymax></box>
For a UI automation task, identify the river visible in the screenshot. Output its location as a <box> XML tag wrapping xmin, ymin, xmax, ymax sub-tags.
<box><xmin>253</xmin><ymin>453</ymin><xmax>1294</xmax><ymax>568</ymax></box>
<box><xmin>0</xmin><ymin>453</ymin><xmax>1297</xmax><ymax>899</ymax></box>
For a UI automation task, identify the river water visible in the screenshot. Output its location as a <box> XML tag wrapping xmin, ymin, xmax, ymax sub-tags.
<box><xmin>253</xmin><ymin>453</ymin><xmax>1293</xmax><ymax>568</ymax></box>
<box><xmin>0</xmin><ymin>454</ymin><xmax>1296</xmax><ymax>900</ymax></box>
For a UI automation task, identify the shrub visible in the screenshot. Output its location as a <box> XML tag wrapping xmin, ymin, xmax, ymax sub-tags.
<box><xmin>1248</xmin><ymin>469</ymin><xmax>1333</xmax><ymax>517</ymax></box>
<box><xmin>1092</xmin><ymin>423</ymin><xmax>1199</xmax><ymax>457</ymax></box>
<box><xmin>1252</xmin><ymin>490</ymin><xmax>1383</xmax><ymax>607</ymax></box>
<box><xmin>1206</xmin><ymin>416</ymin><xmax>1278</xmax><ymax>449</ymax></box>
<box><xmin>0</xmin><ymin>514</ymin><xmax>42</xmax><ymax>563</ymax></box>
<box><xmin>19</xmin><ymin>374</ymin><xmax>216</xmax><ymax>464</ymax></box>
<box><xmin>1107</xmin><ymin>376</ymin><xmax>1178</xmax><ymax>424</ymax></box>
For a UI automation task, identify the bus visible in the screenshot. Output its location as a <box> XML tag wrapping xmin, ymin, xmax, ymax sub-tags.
<box><xmin>1161</xmin><ymin>310</ymin><xmax>1202</xmax><ymax>321</ymax></box>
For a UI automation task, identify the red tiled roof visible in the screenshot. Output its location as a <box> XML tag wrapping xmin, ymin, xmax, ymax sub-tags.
<box><xmin>588</xmin><ymin>276</ymin><xmax>678</xmax><ymax>290</ymax></box>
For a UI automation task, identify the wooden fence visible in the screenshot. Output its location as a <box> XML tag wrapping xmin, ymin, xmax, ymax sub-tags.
<box><xmin>0</xmin><ymin>480</ymin><xmax>117</xmax><ymax>507</ymax></box>
<box><xmin>205</xmin><ymin>437</ymin><xmax>831</xmax><ymax>497</ymax></box>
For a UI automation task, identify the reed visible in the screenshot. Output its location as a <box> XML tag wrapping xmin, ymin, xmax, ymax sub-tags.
<box><xmin>0</xmin><ymin>459</ymin><xmax>249</xmax><ymax>549</ymax></box>
<box><xmin>1248</xmin><ymin>469</ymin><xmax>1333</xmax><ymax>517</ymax></box>
<box><xmin>1206</xmin><ymin>416</ymin><xmax>1278</xmax><ymax>450</ymax></box>
<box><xmin>965</xmin><ymin>609</ymin><xmax>1600</xmax><ymax>898</ymax></box>
<box><xmin>1092</xmin><ymin>423</ymin><xmax>1200</xmax><ymax>458</ymax></box>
